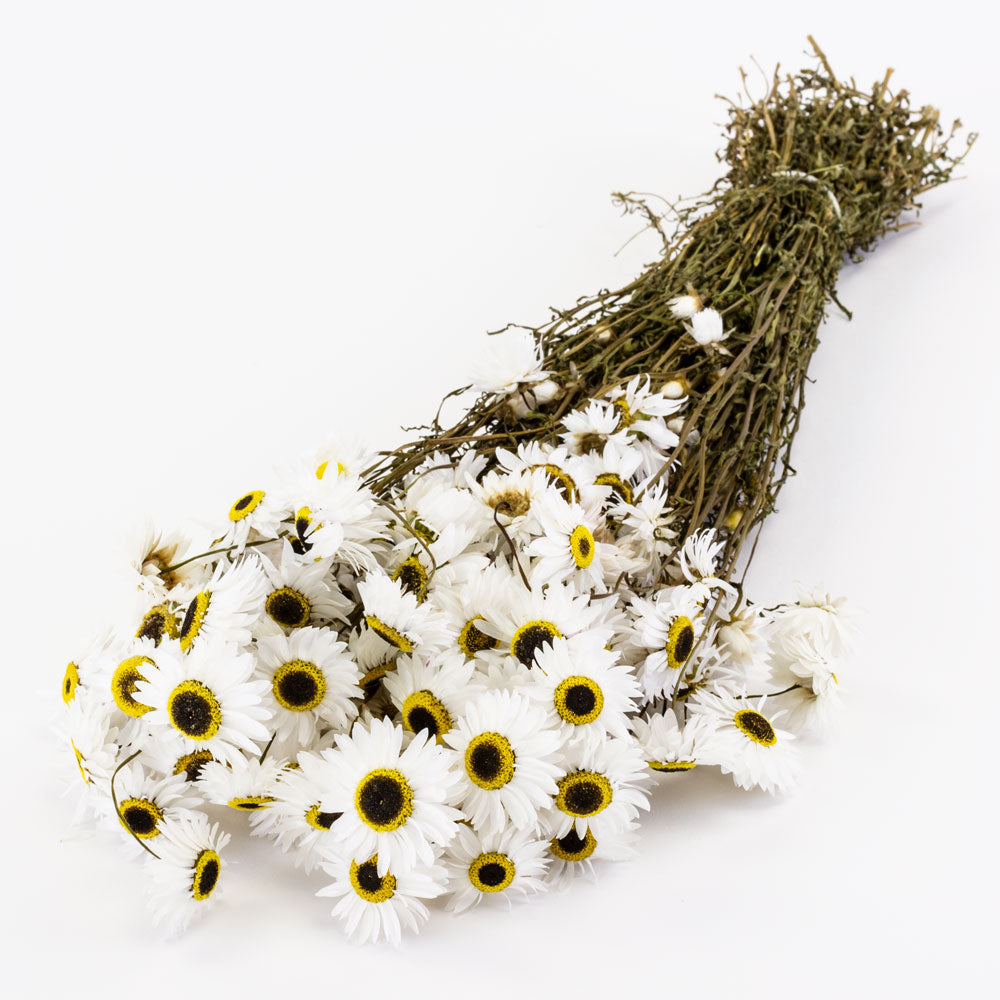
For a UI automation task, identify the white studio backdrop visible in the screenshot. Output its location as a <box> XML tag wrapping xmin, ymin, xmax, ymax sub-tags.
<box><xmin>1</xmin><ymin>3</ymin><xmax>997</xmax><ymax>997</ymax></box>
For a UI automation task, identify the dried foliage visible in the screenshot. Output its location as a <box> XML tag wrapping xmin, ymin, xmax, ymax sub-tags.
<box><xmin>365</xmin><ymin>39</ymin><xmax>973</xmax><ymax>580</ymax></box>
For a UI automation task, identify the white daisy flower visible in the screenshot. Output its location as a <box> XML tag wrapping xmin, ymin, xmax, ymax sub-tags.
<box><xmin>769</xmin><ymin>587</ymin><xmax>853</xmax><ymax>661</ymax></box>
<box><xmin>287</xmin><ymin>472</ymin><xmax>389</xmax><ymax>572</ymax></box>
<box><xmin>358</xmin><ymin>572</ymin><xmax>450</xmax><ymax>656</ymax></box>
<box><xmin>248</xmin><ymin>753</ymin><xmax>345</xmax><ymax>873</ymax></box>
<box><xmin>767</xmin><ymin>630</ymin><xmax>843</xmax><ymax>735</ymax></box>
<box><xmin>529</xmin><ymin>634</ymin><xmax>641</xmax><ymax>753</ymax></box>
<box><xmin>317</xmin><ymin>717</ymin><xmax>461</xmax><ymax>877</ymax></box>
<box><xmin>560</xmin><ymin>399</ymin><xmax>627</xmax><ymax>457</ymax></box>
<box><xmin>60</xmin><ymin>695</ymin><xmax>120</xmax><ymax>794</ymax></box>
<box><xmin>98</xmin><ymin>759</ymin><xmax>201</xmax><ymax>854</ymax></box>
<box><xmin>606</xmin><ymin>375</ymin><xmax>685</xmax><ymax>449</ymax></box>
<box><xmin>583</xmin><ymin>436</ymin><xmax>644</xmax><ymax>507</ymax></box>
<box><xmin>443</xmin><ymin>823</ymin><xmax>548</xmax><ymax>913</ymax></box>
<box><xmin>317</xmin><ymin>850</ymin><xmax>446</xmax><ymax>945</ymax></box>
<box><xmin>546</xmin><ymin>736</ymin><xmax>651</xmax><ymax>841</ymax></box>
<box><xmin>608</xmin><ymin>480</ymin><xmax>676</xmax><ymax>576</ymax></box>
<box><xmin>294</xmin><ymin>434</ymin><xmax>378</xmax><ymax>483</ymax></box>
<box><xmin>444</xmin><ymin>689</ymin><xmax>562</xmax><ymax>838</ymax></box>
<box><xmin>255</xmin><ymin>627</ymin><xmax>361</xmax><ymax>748</ymax></box>
<box><xmin>199</xmin><ymin>755</ymin><xmax>286</xmax><ymax>813</ymax></box>
<box><xmin>467</xmin><ymin>466</ymin><xmax>553</xmax><ymax>543</ymax></box>
<box><xmin>685</xmin><ymin>306</ymin><xmax>728</xmax><ymax>345</ymax></box>
<box><xmin>257</xmin><ymin>544</ymin><xmax>351</xmax><ymax>635</ymax></box>
<box><xmin>141</xmin><ymin>739</ymin><xmax>219</xmax><ymax>785</ymax></box>
<box><xmin>495</xmin><ymin>443</ymin><xmax>587</xmax><ymax>504</ymax></box>
<box><xmin>134</xmin><ymin>640</ymin><xmax>271</xmax><ymax>768</ymax></box>
<box><xmin>629</xmin><ymin>709</ymin><xmax>715</xmax><ymax>774</ymax></box>
<box><xmin>427</xmin><ymin>557</ymin><xmax>518</xmax><ymax>661</ymax></box>
<box><xmin>216</xmin><ymin>486</ymin><xmax>287</xmax><ymax>554</ymax></box>
<box><xmin>60</xmin><ymin>626</ymin><xmax>118</xmax><ymax>706</ymax></box>
<box><xmin>143</xmin><ymin>812</ymin><xmax>231</xmax><ymax>935</ymax></box>
<box><xmin>125</xmin><ymin>520</ymin><xmax>210</xmax><ymax>602</ymax></box>
<box><xmin>527</xmin><ymin>492</ymin><xmax>614</xmax><ymax>591</ymax></box>
<box><xmin>546</xmin><ymin>820</ymin><xmax>639</xmax><ymax>891</ymax></box>
<box><xmin>467</xmin><ymin>329</ymin><xmax>551</xmax><ymax>395</ymax></box>
<box><xmin>176</xmin><ymin>557</ymin><xmax>268</xmax><ymax>652</ymax></box>
<box><xmin>630</xmin><ymin>588</ymin><xmax>701</xmax><ymax>681</ymax></box>
<box><xmin>482</xmin><ymin>576</ymin><xmax>616</xmax><ymax>669</ymax></box>
<box><xmin>383</xmin><ymin>651</ymin><xmax>484</xmax><ymax>744</ymax></box>
<box><xmin>689</xmin><ymin>689</ymin><xmax>801</xmax><ymax>794</ymax></box>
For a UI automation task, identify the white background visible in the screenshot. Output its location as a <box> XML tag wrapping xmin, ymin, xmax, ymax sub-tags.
<box><xmin>2</xmin><ymin>2</ymin><xmax>997</xmax><ymax>996</ymax></box>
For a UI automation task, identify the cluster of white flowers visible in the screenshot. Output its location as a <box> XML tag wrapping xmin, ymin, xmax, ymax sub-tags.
<box><xmin>58</xmin><ymin>350</ymin><xmax>849</xmax><ymax>944</ymax></box>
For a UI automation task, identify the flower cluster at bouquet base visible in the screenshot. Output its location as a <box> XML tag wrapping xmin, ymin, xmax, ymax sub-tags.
<box><xmin>58</xmin><ymin>368</ymin><xmax>849</xmax><ymax>944</ymax></box>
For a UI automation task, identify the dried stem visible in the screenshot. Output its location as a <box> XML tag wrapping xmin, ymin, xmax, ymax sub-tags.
<box><xmin>363</xmin><ymin>41</ymin><xmax>973</xmax><ymax>580</ymax></box>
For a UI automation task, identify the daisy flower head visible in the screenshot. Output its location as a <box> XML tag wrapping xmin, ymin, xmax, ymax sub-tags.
<box><xmin>769</xmin><ymin>586</ymin><xmax>853</xmax><ymax>662</ymax></box>
<box><xmin>176</xmin><ymin>556</ymin><xmax>268</xmax><ymax>653</ymax></box>
<box><xmin>483</xmin><ymin>576</ymin><xmax>615</xmax><ymax>669</ymax></box>
<box><xmin>125</xmin><ymin>520</ymin><xmax>210</xmax><ymax>602</ymax></box>
<box><xmin>444</xmin><ymin>689</ymin><xmax>562</xmax><ymax>838</ymax></box>
<box><xmin>467</xmin><ymin>328</ymin><xmax>551</xmax><ymax>396</ymax></box>
<box><xmin>689</xmin><ymin>689</ymin><xmax>800</xmax><ymax>794</ymax></box>
<box><xmin>605</xmin><ymin>375</ymin><xmax>685</xmax><ymax>449</ymax></box>
<box><xmin>560</xmin><ymin>399</ymin><xmax>628</xmax><ymax>457</ymax></box>
<box><xmin>319</xmin><ymin>716</ymin><xmax>461</xmax><ymax>877</ymax></box>
<box><xmin>317</xmin><ymin>850</ymin><xmax>447</xmax><ymax>945</ymax></box>
<box><xmin>529</xmin><ymin>634</ymin><xmax>640</xmax><ymax>752</ymax></box>
<box><xmin>630</xmin><ymin>589</ymin><xmax>701</xmax><ymax>683</ymax></box>
<box><xmin>584</xmin><ymin>435</ymin><xmax>644</xmax><ymax>508</ymax></box>
<box><xmin>443</xmin><ymin>823</ymin><xmax>548</xmax><ymax>913</ymax></box>
<box><xmin>143</xmin><ymin>812</ymin><xmax>231</xmax><ymax>936</ymax></box>
<box><xmin>467</xmin><ymin>466</ymin><xmax>553</xmax><ymax>544</ymax></box>
<box><xmin>426</xmin><ymin>558</ymin><xmax>517</xmax><ymax>662</ymax></box>
<box><xmin>383</xmin><ymin>651</ymin><xmax>484</xmax><ymax>745</ymax></box>
<box><xmin>495</xmin><ymin>442</ymin><xmax>585</xmax><ymax>504</ymax></box>
<box><xmin>99</xmin><ymin>759</ymin><xmax>201</xmax><ymax>855</ymax></box>
<box><xmin>685</xmin><ymin>306</ymin><xmax>728</xmax><ymax>345</ymax></box>
<box><xmin>358</xmin><ymin>571</ymin><xmax>450</xmax><ymax>656</ymax></box>
<box><xmin>60</xmin><ymin>626</ymin><xmax>118</xmax><ymax>706</ymax></box>
<box><xmin>286</xmin><ymin>471</ymin><xmax>389</xmax><ymax>572</ymax></box>
<box><xmin>546</xmin><ymin>736</ymin><xmax>651</xmax><ymax>841</ymax></box>
<box><xmin>134</xmin><ymin>640</ymin><xmax>271</xmax><ymax>768</ymax></box>
<box><xmin>767</xmin><ymin>630</ymin><xmax>843</xmax><ymax>735</ymax></box>
<box><xmin>256</xmin><ymin>544</ymin><xmax>351</xmax><ymax>636</ymax></box>
<box><xmin>255</xmin><ymin>627</ymin><xmax>361</xmax><ymax>749</ymax></box>
<box><xmin>141</xmin><ymin>738</ymin><xmax>219</xmax><ymax>786</ymax></box>
<box><xmin>527</xmin><ymin>492</ymin><xmax>613</xmax><ymax>592</ymax></box>
<box><xmin>546</xmin><ymin>819</ymin><xmax>639</xmax><ymax>891</ymax></box>
<box><xmin>60</xmin><ymin>694</ymin><xmax>120</xmax><ymax>794</ymax></box>
<box><xmin>629</xmin><ymin>709</ymin><xmax>715</xmax><ymax>774</ymax></box>
<box><xmin>248</xmin><ymin>752</ymin><xmax>346</xmax><ymax>873</ymax></box>
<box><xmin>677</xmin><ymin>528</ymin><xmax>727</xmax><ymax>588</ymax></box>
<box><xmin>217</xmin><ymin>486</ymin><xmax>287</xmax><ymax>554</ymax></box>
<box><xmin>199</xmin><ymin>754</ymin><xmax>285</xmax><ymax>813</ymax></box>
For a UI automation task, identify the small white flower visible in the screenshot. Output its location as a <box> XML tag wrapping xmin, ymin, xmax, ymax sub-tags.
<box><xmin>442</xmin><ymin>823</ymin><xmax>548</xmax><ymax>913</ymax></box>
<box><xmin>316</xmin><ymin>717</ymin><xmax>461</xmax><ymax>877</ymax></box>
<box><xmin>468</xmin><ymin>329</ymin><xmax>551</xmax><ymax>395</ymax></box>
<box><xmin>444</xmin><ymin>689</ymin><xmax>562</xmax><ymax>838</ymax></box>
<box><xmin>685</xmin><ymin>307</ymin><xmax>728</xmax><ymax>345</ymax></box>
<box><xmin>134</xmin><ymin>639</ymin><xmax>271</xmax><ymax>768</ymax></box>
<box><xmin>689</xmin><ymin>688</ymin><xmax>800</xmax><ymax>794</ymax></box>
<box><xmin>317</xmin><ymin>849</ymin><xmax>447</xmax><ymax>945</ymax></box>
<box><xmin>143</xmin><ymin>813</ymin><xmax>230</xmax><ymax>935</ymax></box>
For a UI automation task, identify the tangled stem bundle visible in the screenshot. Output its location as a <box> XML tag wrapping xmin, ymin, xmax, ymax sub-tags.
<box><xmin>365</xmin><ymin>38</ymin><xmax>973</xmax><ymax>582</ymax></box>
